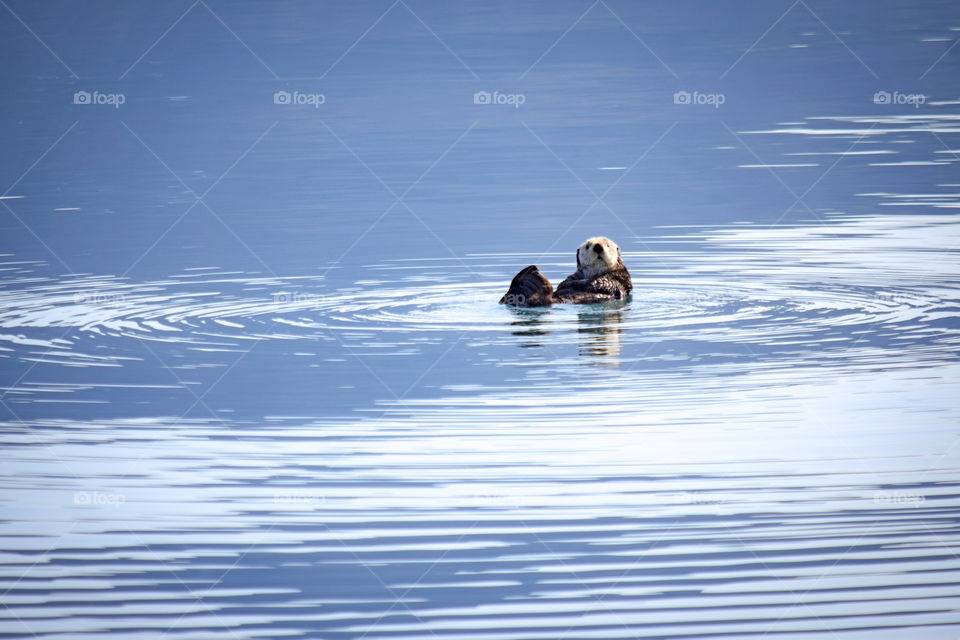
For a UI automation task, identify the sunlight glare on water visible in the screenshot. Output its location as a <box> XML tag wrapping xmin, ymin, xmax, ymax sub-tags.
<box><xmin>2</xmin><ymin>1</ymin><xmax>960</xmax><ymax>638</ymax></box>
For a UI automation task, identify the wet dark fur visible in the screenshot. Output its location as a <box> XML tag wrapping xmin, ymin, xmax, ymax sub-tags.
<box><xmin>498</xmin><ymin>265</ymin><xmax>555</xmax><ymax>307</ymax></box>
<box><xmin>500</xmin><ymin>264</ymin><xmax>632</xmax><ymax>307</ymax></box>
<box><xmin>554</xmin><ymin>266</ymin><xmax>632</xmax><ymax>304</ymax></box>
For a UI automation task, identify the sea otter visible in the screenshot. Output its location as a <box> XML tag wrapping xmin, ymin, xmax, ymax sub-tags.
<box><xmin>499</xmin><ymin>237</ymin><xmax>632</xmax><ymax>307</ymax></box>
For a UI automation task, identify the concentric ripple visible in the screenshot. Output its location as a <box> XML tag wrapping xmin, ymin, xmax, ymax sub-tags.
<box><xmin>2</xmin><ymin>214</ymin><xmax>960</xmax><ymax>639</ymax></box>
<box><xmin>1</xmin><ymin>215</ymin><xmax>956</xmax><ymax>373</ymax></box>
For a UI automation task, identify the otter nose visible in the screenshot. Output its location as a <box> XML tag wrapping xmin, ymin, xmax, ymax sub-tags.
<box><xmin>593</xmin><ymin>244</ymin><xmax>603</xmax><ymax>255</ymax></box>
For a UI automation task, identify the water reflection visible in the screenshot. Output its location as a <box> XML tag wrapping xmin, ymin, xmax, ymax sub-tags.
<box><xmin>2</xmin><ymin>0</ymin><xmax>960</xmax><ymax>630</ymax></box>
<box><xmin>2</xmin><ymin>214</ymin><xmax>959</xmax><ymax>639</ymax></box>
<box><xmin>505</xmin><ymin>306</ymin><xmax>551</xmax><ymax>348</ymax></box>
<box><xmin>577</xmin><ymin>302</ymin><xmax>627</xmax><ymax>363</ymax></box>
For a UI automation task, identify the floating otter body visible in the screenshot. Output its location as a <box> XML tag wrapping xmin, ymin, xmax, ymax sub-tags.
<box><xmin>499</xmin><ymin>237</ymin><xmax>632</xmax><ymax>307</ymax></box>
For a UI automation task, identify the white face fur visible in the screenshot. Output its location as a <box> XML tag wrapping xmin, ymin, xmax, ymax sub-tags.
<box><xmin>576</xmin><ymin>236</ymin><xmax>621</xmax><ymax>278</ymax></box>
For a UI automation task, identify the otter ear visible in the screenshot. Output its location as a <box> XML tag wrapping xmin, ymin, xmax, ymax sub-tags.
<box><xmin>576</xmin><ymin>247</ymin><xmax>581</xmax><ymax>269</ymax></box>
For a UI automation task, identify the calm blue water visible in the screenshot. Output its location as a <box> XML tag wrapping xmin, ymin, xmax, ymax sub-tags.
<box><xmin>2</xmin><ymin>1</ymin><xmax>960</xmax><ymax>638</ymax></box>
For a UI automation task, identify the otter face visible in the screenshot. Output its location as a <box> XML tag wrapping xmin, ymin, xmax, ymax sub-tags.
<box><xmin>576</xmin><ymin>237</ymin><xmax>622</xmax><ymax>278</ymax></box>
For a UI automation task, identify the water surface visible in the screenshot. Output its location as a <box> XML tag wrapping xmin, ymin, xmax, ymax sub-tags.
<box><xmin>2</xmin><ymin>1</ymin><xmax>959</xmax><ymax>638</ymax></box>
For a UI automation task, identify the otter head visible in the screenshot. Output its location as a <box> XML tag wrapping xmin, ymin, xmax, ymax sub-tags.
<box><xmin>575</xmin><ymin>237</ymin><xmax>623</xmax><ymax>278</ymax></box>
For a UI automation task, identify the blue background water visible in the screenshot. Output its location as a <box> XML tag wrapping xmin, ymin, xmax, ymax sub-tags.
<box><xmin>2</xmin><ymin>1</ymin><xmax>960</xmax><ymax>638</ymax></box>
